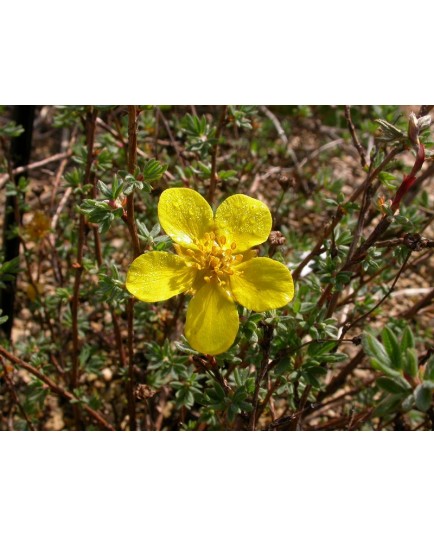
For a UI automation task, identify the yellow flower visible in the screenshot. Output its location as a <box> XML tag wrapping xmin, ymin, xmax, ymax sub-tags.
<box><xmin>126</xmin><ymin>188</ymin><xmax>294</xmax><ymax>355</ymax></box>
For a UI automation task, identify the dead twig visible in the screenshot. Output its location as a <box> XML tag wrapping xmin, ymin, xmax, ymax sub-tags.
<box><xmin>0</xmin><ymin>150</ymin><xmax>73</xmax><ymax>190</ymax></box>
<box><xmin>344</xmin><ymin>105</ymin><xmax>367</xmax><ymax>168</ymax></box>
<box><xmin>260</xmin><ymin>105</ymin><xmax>288</xmax><ymax>146</ymax></box>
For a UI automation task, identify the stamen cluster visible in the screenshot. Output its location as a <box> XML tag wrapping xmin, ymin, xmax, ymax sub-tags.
<box><xmin>181</xmin><ymin>232</ymin><xmax>243</xmax><ymax>286</ymax></box>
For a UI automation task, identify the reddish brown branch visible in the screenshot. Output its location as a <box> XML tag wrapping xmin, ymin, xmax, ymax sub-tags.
<box><xmin>126</xmin><ymin>298</ymin><xmax>137</xmax><ymax>430</ymax></box>
<box><xmin>71</xmin><ymin>108</ymin><xmax>98</xmax><ymax>390</ymax></box>
<box><xmin>125</xmin><ymin>105</ymin><xmax>139</xmax><ymax>431</ymax></box>
<box><xmin>0</xmin><ymin>345</ymin><xmax>115</xmax><ymax>430</ymax></box>
<box><xmin>126</xmin><ymin>106</ymin><xmax>141</xmax><ymax>258</ymax></box>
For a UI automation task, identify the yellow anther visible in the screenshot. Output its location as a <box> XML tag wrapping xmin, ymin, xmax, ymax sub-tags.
<box><xmin>184</xmin><ymin>232</ymin><xmax>242</xmax><ymax>281</ymax></box>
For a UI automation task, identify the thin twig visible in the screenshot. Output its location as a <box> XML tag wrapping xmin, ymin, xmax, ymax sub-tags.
<box><xmin>260</xmin><ymin>105</ymin><xmax>288</xmax><ymax>145</ymax></box>
<box><xmin>0</xmin><ymin>151</ymin><xmax>73</xmax><ymax>189</ymax></box>
<box><xmin>344</xmin><ymin>105</ymin><xmax>367</xmax><ymax>168</ymax></box>
<box><xmin>50</xmin><ymin>129</ymin><xmax>77</xmax><ymax>208</ymax></box>
<box><xmin>51</xmin><ymin>187</ymin><xmax>72</xmax><ymax>231</ymax></box>
<box><xmin>156</xmin><ymin>107</ymin><xmax>187</xmax><ymax>166</ymax></box>
<box><xmin>297</xmin><ymin>138</ymin><xmax>344</xmax><ymax>170</ymax></box>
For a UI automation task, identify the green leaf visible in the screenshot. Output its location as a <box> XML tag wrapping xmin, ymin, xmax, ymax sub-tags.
<box><xmin>424</xmin><ymin>356</ymin><xmax>434</xmax><ymax>381</ymax></box>
<box><xmin>307</xmin><ymin>341</ymin><xmax>337</xmax><ymax>357</ymax></box>
<box><xmin>0</xmin><ymin>121</ymin><xmax>24</xmax><ymax>138</ymax></box>
<box><xmin>374</xmin><ymin>118</ymin><xmax>405</xmax><ymax>143</ymax></box>
<box><xmin>402</xmin><ymin>394</ymin><xmax>415</xmax><ymax>412</ymax></box>
<box><xmin>175</xmin><ymin>386</ymin><xmax>195</xmax><ymax>409</ymax></box>
<box><xmin>414</xmin><ymin>384</ymin><xmax>432</xmax><ymax>412</ymax></box>
<box><xmin>219</xmin><ymin>170</ymin><xmax>238</xmax><ymax>180</ymax></box>
<box><xmin>142</xmin><ymin>159</ymin><xmax>168</xmax><ymax>182</ymax></box>
<box><xmin>403</xmin><ymin>348</ymin><xmax>418</xmax><ymax>378</ymax></box>
<box><xmin>97</xmin><ymin>180</ymin><xmax>113</xmax><ymax>199</ymax></box>
<box><xmin>227</xmin><ymin>404</ymin><xmax>239</xmax><ymax>422</ymax></box>
<box><xmin>318</xmin><ymin>353</ymin><xmax>348</xmax><ymax>364</ymax></box>
<box><xmin>373</xmin><ymin>394</ymin><xmax>402</xmax><ymax>418</ymax></box>
<box><xmin>212</xmin><ymin>381</ymin><xmax>226</xmax><ymax>401</ymax></box>
<box><xmin>422</xmin><ymin>380</ymin><xmax>434</xmax><ymax>390</ymax></box>
<box><xmin>0</xmin><ymin>256</ymin><xmax>20</xmax><ymax>277</ymax></box>
<box><xmin>400</xmin><ymin>326</ymin><xmax>415</xmax><ymax>353</ymax></box>
<box><xmin>371</xmin><ymin>358</ymin><xmax>402</xmax><ymax>379</ymax></box>
<box><xmin>362</xmin><ymin>333</ymin><xmax>391</xmax><ymax>365</ymax></box>
<box><xmin>379</xmin><ymin>172</ymin><xmax>398</xmax><ymax>190</ymax></box>
<box><xmin>150</xmin><ymin>223</ymin><xmax>161</xmax><ymax>238</ymax></box>
<box><xmin>381</xmin><ymin>326</ymin><xmax>402</xmax><ymax>370</ymax></box>
<box><xmin>376</xmin><ymin>376</ymin><xmax>411</xmax><ymax>394</ymax></box>
<box><xmin>275</xmin><ymin>356</ymin><xmax>291</xmax><ymax>375</ymax></box>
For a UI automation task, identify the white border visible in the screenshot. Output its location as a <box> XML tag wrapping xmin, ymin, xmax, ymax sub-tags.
<box><xmin>2</xmin><ymin>1</ymin><xmax>433</xmax><ymax>103</ymax></box>
<box><xmin>1</xmin><ymin>433</ymin><xmax>433</xmax><ymax>535</ymax></box>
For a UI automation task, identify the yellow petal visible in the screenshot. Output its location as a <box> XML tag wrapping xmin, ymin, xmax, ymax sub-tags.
<box><xmin>214</xmin><ymin>194</ymin><xmax>272</xmax><ymax>252</ymax></box>
<box><xmin>126</xmin><ymin>252</ymin><xmax>195</xmax><ymax>302</ymax></box>
<box><xmin>185</xmin><ymin>281</ymin><xmax>239</xmax><ymax>355</ymax></box>
<box><xmin>158</xmin><ymin>188</ymin><xmax>214</xmax><ymax>247</ymax></box>
<box><xmin>230</xmin><ymin>258</ymin><xmax>294</xmax><ymax>312</ymax></box>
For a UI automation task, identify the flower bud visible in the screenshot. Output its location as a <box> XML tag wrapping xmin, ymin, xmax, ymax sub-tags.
<box><xmin>408</xmin><ymin>112</ymin><xmax>419</xmax><ymax>148</ymax></box>
<box><xmin>269</xmin><ymin>230</ymin><xmax>286</xmax><ymax>246</ymax></box>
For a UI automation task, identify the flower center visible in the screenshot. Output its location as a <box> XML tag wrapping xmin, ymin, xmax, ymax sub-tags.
<box><xmin>184</xmin><ymin>232</ymin><xmax>243</xmax><ymax>286</ymax></box>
